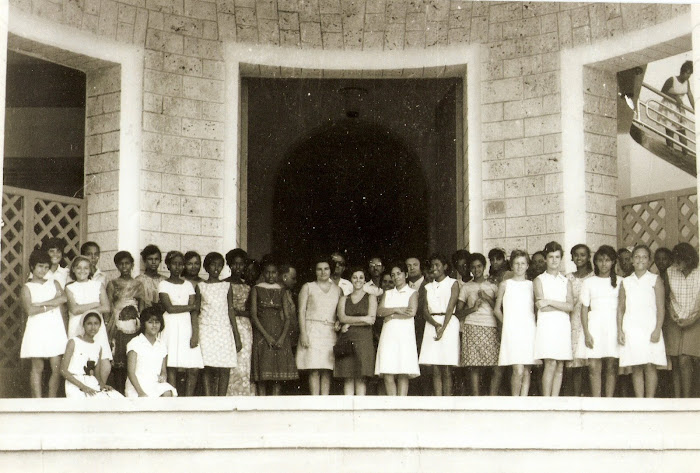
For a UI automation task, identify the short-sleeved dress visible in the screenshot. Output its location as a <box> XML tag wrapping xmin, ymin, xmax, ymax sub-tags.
<box><xmin>566</xmin><ymin>272</ymin><xmax>593</xmax><ymax>368</ymax></box>
<box><xmin>227</xmin><ymin>282</ymin><xmax>254</xmax><ymax>396</ymax></box>
<box><xmin>20</xmin><ymin>279</ymin><xmax>67</xmax><ymax>358</ymax></box>
<box><xmin>125</xmin><ymin>334</ymin><xmax>178</xmax><ymax>397</ymax></box>
<box><xmin>664</xmin><ymin>265</ymin><xmax>700</xmax><ymax>357</ymax></box>
<box><xmin>251</xmin><ymin>283</ymin><xmax>298</xmax><ymax>381</ymax></box>
<box><xmin>619</xmin><ymin>271</ymin><xmax>667</xmax><ymax>367</ymax></box>
<box><xmin>498</xmin><ymin>279</ymin><xmax>537</xmax><ymax>366</ymax></box>
<box><xmin>375</xmin><ymin>285</ymin><xmax>420</xmax><ymax>377</ymax></box>
<box><xmin>106</xmin><ymin>277</ymin><xmax>144</xmax><ymax>368</ymax></box>
<box><xmin>534</xmin><ymin>272</ymin><xmax>573</xmax><ymax>361</ymax></box>
<box><xmin>419</xmin><ymin>277</ymin><xmax>460</xmax><ymax>366</ymax></box>
<box><xmin>158</xmin><ymin>280</ymin><xmax>203</xmax><ymax>369</ymax></box>
<box><xmin>136</xmin><ymin>273</ymin><xmax>166</xmax><ymax>308</ymax></box>
<box><xmin>579</xmin><ymin>276</ymin><xmax>620</xmax><ymax>359</ymax></box>
<box><xmin>64</xmin><ymin>337</ymin><xmax>123</xmax><ymax>398</ymax></box>
<box><xmin>458</xmin><ymin>279</ymin><xmax>500</xmax><ymax>366</ymax></box>
<box><xmin>198</xmin><ymin>281</ymin><xmax>237</xmax><ymax>368</ymax></box>
<box><xmin>66</xmin><ymin>280</ymin><xmax>113</xmax><ymax>360</ymax></box>
<box><xmin>334</xmin><ymin>293</ymin><xmax>375</xmax><ymax>379</ymax></box>
<box><xmin>296</xmin><ymin>282</ymin><xmax>340</xmax><ymax>370</ymax></box>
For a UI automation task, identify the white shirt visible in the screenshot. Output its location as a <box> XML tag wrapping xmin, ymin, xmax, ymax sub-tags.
<box><xmin>363</xmin><ymin>280</ymin><xmax>383</xmax><ymax>297</ymax></box>
<box><xmin>336</xmin><ymin>278</ymin><xmax>353</xmax><ymax>296</ymax></box>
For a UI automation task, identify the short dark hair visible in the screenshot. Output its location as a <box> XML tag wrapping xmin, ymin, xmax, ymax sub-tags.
<box><xmin>184</xmin><ymin>251</ymin><xmax>201</xmax><ymax>262</ymax></box>
<box><xmin>225</xmin><ymin>248</ymin><xmax>247</xmax><ymax>267</ymax></box>
<box><xmin>203</xmin><ymin>252</ymin><xmax>224</xmax><ymax>268</ymax></box>
<box><xmin>488</xmin><ymin>248</ymin><xmax>506</xmax><ymax>261</ymax></box>
<box><xmin>164</xmin><ymin>251</ymin><xmax>184</xmax><ymax>269</ymax></box>
<box><xmin>41</xmin><ymin>238</ymin><xmax>66</xmax><ymax>252</ymax></box>
<box><xmin>348</xmin><ymin>266</ymin><xmax>368</xmax><ymax>280</ymax></box>
<box><xmin>278</xmin><ymin>263</ymin><xmax>294</xmax><ymax>276</ymax></box>
<box><xmin>80</xmin><ymin>241</ymin><xmax>100</xmax><ymax>254</ymax></box>
<box><xmin>632</xmin><ymin>244</ymin><xmax>651</xmax><ymax>259</ymax></box>
<box><xmin>543</xmin><ymin>241</ymin><xmax>563</xmax><ymax>257</ymax></box>
<box><xmin>113</xmin><ymin>251</ymin><xmax>134</xmax><ymax>265</ymax></box>
<box><xmin>672</xmin><ymin>242</ymin><xmax>699</xmax><ymax>270</ymax></box>
<box><xmin>468</xmin><ymin>252</ymin><xmax>487</xmax><ymax>267</ymax></box>
<box><xmin>29</xmin><ymin>249</ymin><xmax>52</xmax><ymax>269</ymax></box>
<box><xmin>141</xmin><ymin>244</ymin><xmax>162</xmax><ymax>261</ymax></box>
<box><xmin>312</xmin><ymin>255</ymin><xmax>333</xmax><ymax>271</ymax></box>
<box><xmin>140</xmin><ymin>304</ymin><xmax>165</xmax><ymax>333</ymax></box>
<box><xmin>82</xmin><ymin>311</ymin><xmax>102</xmax><ymax>327</ymax></box>
<box><xmin>389</xmin><ymin>261</ymin><xmax>408</xmax><ymax>274</ymax></box>
<box><xmin>428</xmin><ymin>253</ymin><xmax>449</xmax><ymax>269</ymax></box>
<box><xmin>452</xmin><ymin>249</ymin><xmax>470</xmax><ymax>266</ymax></box>
<box><xmin>681</xmin><ymin>60</ymin><xmax>693</xmax><ymax>75</ymax></box>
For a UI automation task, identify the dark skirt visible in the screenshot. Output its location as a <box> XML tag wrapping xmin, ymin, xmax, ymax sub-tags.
<box><xmin>251</xmin><ymin>307</ymin><xmax>298</xmax><ymax>381</ymax></box>
<box><xmin>113</xmin><ymin>330</ymin><xmax>139</xmax><ymax>369</ymax></box>
<box><xmin>334</xmin><ymin>325</ymin><xmax>376</xmax><ymax>378</ymax></box>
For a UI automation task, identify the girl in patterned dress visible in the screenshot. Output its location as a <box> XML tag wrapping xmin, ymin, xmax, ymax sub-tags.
<box><xmin>225</xmin><ymin>248</ymin><xmax>254</xmax><ymax>396</ymax></box>
<box><xmin>136</xmin><ymin>245</ymin><xmax>165</xmax><ymax>308</ymax></box>
<box><xmin>106</xmin><ymin>251</ymin><xmax>145</xmax><ymax>394</ymax></box>
<box><xmin>565</xmin><ymin>244</ymin><xmax>594</xmax><ymax>396</ymax></box>
<box><xmin>251</xmin><ymin>261</ymin><xmax>298</xmax><ymax>395</ymax></box>
<box><xmin>197</xmin><ymin>252</ymin><xmax>241</xmax><ymax>396</ymax></box>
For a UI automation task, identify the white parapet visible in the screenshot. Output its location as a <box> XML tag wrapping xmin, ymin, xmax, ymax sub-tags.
<box><xmin>0</xmin><ymin>396</ymin><xmax>698</xmax><ymax>473</ymax></box>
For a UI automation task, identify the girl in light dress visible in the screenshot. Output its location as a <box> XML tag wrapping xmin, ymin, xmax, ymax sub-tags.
<box><xmin>580</xmin><ymin>245</ymin><xmax>620</xmax><ymax>397</ymax></box>
<box><xmin>565</xmin><ymin>244</ymin><xmax>594</xmax><ymax>396</ymax></box>
<box><xmin>296</xmin><ymin>257</ymin><xmax>341</xmax><ymax>396</ymax></box>
<box><xmin>617</xmin><ymin>245</ymin><xmax>667</xmax><ymax>398</ymax></box>
<box><xmin>419</xmin><ymin>254</ymin><xmax>460</xmax><ymax>396</ymax></box>
<box><xmin>534</xmin><ymin>241</ymin><xmax>574</xmax><ymax>397</ymax></box>
<box><xmin>61</xmin><ymin>312</ymin><xmax>122</xmax><ymax>398</ymax></box>
<box><xmin>375</xmin><ymin>262</ymin><xmax>420</xmax><ymax>396</ymax></box>
<box><xmin>20</xmin><ymin>249</ymin><xmax>68</xmax><ymax>398</ymax></box>
<box><xmin>197</xmin><ymin>252</ymin><xmax>241</xmax><ymax>396</ymax></box>
<box><xmin>456</xmin><ymin>253</ymin><xmax>501</xmax><ymax>396</ymax></box>
<box><xmin>106</xmin><ymin>251</ymin><xmax>144</xmax><ymax>394</ymax></box>
<box><xmin>126</xmin><ymin>305</ymin><xmax>177</xmax><ymax>397</ymax></box>
<box><xmin>65</xmin><ymin>256</ymin><xmax>113</xmax><ymax>386</ymax></box>
<box><xmin>136</xmin><ymin>245</ymin><xmax>166</xmax><ymax>308</ymax></box>
<box><xmin>495</xmin><ymin>250</ymin><xmax>536</xmax><ymax>396</ymax></box>
<box><xmin>158</xmin><ymin>251</ymin><xmax>202</xmax><ymax>396</ymax></box>
<box><xmin>225</xmin><ymin>248</ymin><xmax>254</xmax><ymax>396</ymax></box>
<box><xmin>659</xmin><ymin>60</ymin><xmax>694</xmax><ymax>151</ymax></box>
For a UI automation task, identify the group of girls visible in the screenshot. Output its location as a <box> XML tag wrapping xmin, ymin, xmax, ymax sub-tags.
<box><xmin>19</xmin><ymin>236</ymin><xmax>698</xmax><ymax>399</ymax></box>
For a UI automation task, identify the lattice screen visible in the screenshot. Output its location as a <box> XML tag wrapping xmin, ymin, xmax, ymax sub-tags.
<box><xmin>0</xmin><ymin>187</ymin><xmax>85</xmax><ymax>370</ymax></box>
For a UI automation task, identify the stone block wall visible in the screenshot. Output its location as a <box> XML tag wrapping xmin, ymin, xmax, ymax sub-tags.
<box><xmin>85</xmin><ymin>65</ymin><xmax>122</xmax><ymax>273</ymax></box>
<box><xmin>583</xmin><ymin>66</ymin><xmax>618</xmax><ymax>251</ymax></box>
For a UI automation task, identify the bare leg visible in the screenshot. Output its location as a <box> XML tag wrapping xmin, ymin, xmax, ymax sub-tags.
<box><xmin>167</xmin><ymin>368</ymin><xmax>178</xmax><ymax>390</ymax></box>
<box><xmin>541</xmin><ymin>359</ymin><xmax>556</xmax><ymax>396</ymax></box>
<box><xmin>185</xmin><ymin>368</ymin><xmax>199</xmax><ymax>397</ymax></box>
<box><xmin>604</xmin><ymin>358</ymin><xmax>617</xmax><ymax>398</ymax></box>
<box><xmin>355</xmin><ymin>379</ymin><xmax>366</xmax><ymax>396</ymax></box>
<box><xmin>489</xmin><ymin>366</ymin><xmax>503</xmax><ymax>396</ymax></box>
<box><xmin>443</xmin><ymin>366</ymin><xmax>453</xmax><ymax>396</ymax></box>
<box><xmin>29</xmin><ymin>358</ymin><xmax>45</xmax><ymax>398</ymax></box>
<box><xmin>520</xmin><ymin>367</ymin><xmax>531</xmax><ymax>396</ymax></box>
<box><xmin>48</xmin><ymin>356</ymin><xmax>62</xmax><ymax>398</ymax></box>
<box><xmin>644</xmin><ymin>364</ymin><xmax>658</xmax><ymax>398</ymax></box>
<box><xmin>588</xmin><ymin>359</ymin><xmax>602</xmax><ymax>397</ymax></box>
<box><xmin>671</xmin><ymin>356</ymin><xmax>682</xmax><ymax>398</ymax></box>
<box><xmin>432</xmin><ymin>366</ymin><xmax>442</xmax><ymax>396</ymax></box>
<box><xmin>384</xmin><ymin>375</ymin><xmax>397</xmax><ymax>396</ymax></box>
<box><xmin>203</xmin><ymin>367</ymin><xmax>214</xmax><ymax>396</ymax></box>
<box><xmin>217</xmin><ymin>368</ymin><xmax>230</xmax><ymax>396</ymax></box>
<box><xmin>320</xmin><ymin>370</ymin><xmax>331</xmax><ymax>395</ymax></box>
<box><xmin>551</xmin><ymin>361</ymin><xmax>564</xmax><ymax>397</ymax></box>
<box><xmin>271</xmin><ymin>382</ymin><xmax>282</xmax><ymax>396</ymax></box>
<box><xmin>510</xmin><ymin>365</ymin><xmax>523</xmax><ymax>396</ymax></box>
<box><xmin>397</xmin><ymin>375</ymin><xmax>409</xmax><ymax>396</ymax></box>
<box><xmin>343</xmin><ymin>379</ymin><xmax>355</xmax><ymax>396</ymax></box>
<box><xmin>99</xmin><ymin>360</ymin><xmax>112</xmax><ymax>387</ymax></box>
<box><xmin>470</xmin><ymin>368</ymin><xmax>481</xmax><ymax>396</ymax></box>
<box><xmin>631</xmin><ymin>366</ymin><xmax>645</xmax><ymax>398</ymax></box>
<box><xmin>308</xmin><ymin>370</ymin><xmax>320</xmax><ymax>395</ymax></box>
<box><xmin>679</xmin><ymin>355</ymin><xmax>694</xmax><ymax>398</ymax></box>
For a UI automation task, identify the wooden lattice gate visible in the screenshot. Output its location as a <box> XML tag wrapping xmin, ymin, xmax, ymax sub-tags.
<box><xmin>1</xmin><ymin>186</ymin><xmax>85</xmax><ymax>397</ymax></box>
<box><xmin>617</xmin><ymin>187</ymin><xmax>698</xmax><ymax>254</ymax></box>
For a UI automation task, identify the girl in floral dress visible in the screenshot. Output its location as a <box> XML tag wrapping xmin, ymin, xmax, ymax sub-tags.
<box><xmin>565</xmin><ymin>244</ymin><xmax>594</xmax><ymax>396</ymax></box>
<box><xmin>225</xmin><ymin>248</ymin><xmax>254</xmax><ymax>396</ymax></box>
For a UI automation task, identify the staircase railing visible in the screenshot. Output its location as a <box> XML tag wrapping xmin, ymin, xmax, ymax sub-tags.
<box><xmin>633</xmin><ymin>82</ymin><xmax>696</xmax><ymax>156</ymax></box>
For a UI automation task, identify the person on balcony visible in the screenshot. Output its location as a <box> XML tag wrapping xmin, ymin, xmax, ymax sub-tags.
<box><xmin>659</xmin><ymin>60</ymin><xmax>694</xmax><ymax>153</ymax></box>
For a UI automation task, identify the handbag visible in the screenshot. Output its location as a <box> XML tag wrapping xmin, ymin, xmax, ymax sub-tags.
<box><xmin>333</xmin><ymin>332</ymin><xmax>354</xmax><ymax>358</ymax></box>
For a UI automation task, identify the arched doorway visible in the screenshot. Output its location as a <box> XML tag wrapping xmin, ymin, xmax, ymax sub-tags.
<box><xmin>273</xmin><ymin>120</ymin><xmax>428</xmax><ymax>272</ymax></box>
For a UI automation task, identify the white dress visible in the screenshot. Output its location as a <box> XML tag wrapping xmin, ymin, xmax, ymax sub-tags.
<box><xmin>418</xmin><ymin>276</ymin><xmax>460</xmax><ymax>366</ymax></box>
<box><xmin>66</xmin><ymin>280</ymin><xmax>113</xmax><ymax>360</ymax></box>
<box><xmin>579</xmin><ymin>276</ymin><xmax>620</xmax><ymax>359</ymax></box>
<box><xmin>125</xmin><ymin>334</ymin><xmax>178</xmax><ymax>397</ymax></box>
<box><xmin>374</xmin><ymin>285</ymin><xmax>420</xmax><ymax>377</ymax></box>
<box><xmin>158</xmin><ymin>280</ymin><xmax>204</xmax><ymax>369</ymax></box>
<box><xmin>64</xmin><ymin>337</ymin><xmax>122</xmax><ymax>398</ymax></box>
<box><xmin>498</xmin><ymin>279</ymin><xmax>537</xmax><ymax>366</ymax></box>
<box><xmin>619</xmin><ymin>272</ymin><xmax>667</xmax><ymax>367</ymax></box>
<box><xmin>534</xmin><ymin>272</ymin><xmax>572</xmax><ymax>361</ymax></box>
<box><xmin>20</xmin><ymin>280</ymin><xmax>67</xmax><ymax>358</ymax></box>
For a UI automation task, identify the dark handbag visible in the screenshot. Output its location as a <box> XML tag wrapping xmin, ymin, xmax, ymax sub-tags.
<box><xmin>333</xmin><ymin>332</ymin><xmax>354</xmax><ymax>358</ymax></box>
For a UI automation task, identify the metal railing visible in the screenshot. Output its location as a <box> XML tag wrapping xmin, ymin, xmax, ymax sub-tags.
<box><xmin>633</xmin><ymin>83</ymin><xmax>695</xmax><ymax>156</ymax></box>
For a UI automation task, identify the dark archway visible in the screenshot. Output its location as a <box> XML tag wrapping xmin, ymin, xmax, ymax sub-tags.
<box><xmin>273</xmin><ymin>120</ymin><xmax>428</xmax><ymax>272</ymax></box>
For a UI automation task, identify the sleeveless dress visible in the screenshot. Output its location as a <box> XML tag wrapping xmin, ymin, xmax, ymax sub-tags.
<box><xmin>619</xmin><ymin>271</ymin><xmax>667</xmax><ymax>367</ymax></box>
<box><xmin>136</xmin><ymin>273</ymin><xmax>166</xmax><ymax>308</ymax></box>
<box><xmin>566</xmin><ymin>272</ymin><xmax>593</xmax><ymax>368</ymax></box>
<box><xmin>579</xmin><ymin>276</ymin><xmax>620</xmax><ymax>359</ymax></box>
<box><xmin>658</xmin><ymin>76</ymin><xmax>689</xmax><ymax>130</ymax></box>
<box><xmin>125</xmin><ymin>334</ymin><xmax>178</xmax><ymax>397</ymax></box>
<box><xmin>419</xmin><ymin>276</ymin><xmax>460</xmax><ymax>366</ymax></box>
<box><xmin>158</xmin><ymin>280</ymin><xmax>203</xmax><ymax>369</ymax></box>
<box><xmin>375</xmin><ymin>285</ymin><xmax>420</xmax><ymax>377</ymax></box>
<box><xmin>64</xmin><ymin>337</ymin><xmax>123</xmax><ymax>398</ymax></box>
<box><xmin>534</xmin><ymin>272</ymin><xmax>572</xmax><ymax>361</ymax></box>
<box><xmin>106</xmin><ymin>277</ymin><xmax>144</xmax><ymax>368</ymax></box>
<box><xmin>296</xmin><ymin>282</ymin><xmax>340</xmax><ymax>370</ymax></box>
<box><xmin>251</xmin><ymin>283</ymin><xmax>298</xmax><ymax>381</ymax></box>
<box><xmin>20</xmin><ymin>280</ymin><xmax>67</xmax><ymax>358</ymax></box>
<box><xmin>66</xmin><ymin>280</ymin><xmax>113</xmax><ymax>360</ymax></box>
<box><xmin>198</xmin><ymin>281</ymin><xmax>237</xmax><ymax>368</ymax></box>
<box><xmin>227</xmin><ymin>282</ymin><xmax>254</xmax><ymax>395</ymax></box>
<box><xmin>334</xmin><ymin>293</ymin><xmax>376</xmax><ymax>378</ymax></box>
<box><xmin>498</xmin><ymin>279</ymin><xmax>537</xmax><ymax>366</ymax></box>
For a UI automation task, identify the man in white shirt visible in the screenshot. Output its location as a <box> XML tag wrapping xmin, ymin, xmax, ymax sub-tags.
<box><xmin>331</xmin><ymin>251</ymin><xmax>353</xmax><ymax>296</ymax></box>
<box><xmin>363</xmin><ymin>256</ymin><xmax>385</xmax><ymax>297</ymax></box>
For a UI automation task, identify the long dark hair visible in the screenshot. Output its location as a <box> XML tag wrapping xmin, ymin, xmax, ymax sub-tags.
<box><xmin>594</xmin><ymin>245</ymin><xmax>618</xmax><ymax>288</ymax></box>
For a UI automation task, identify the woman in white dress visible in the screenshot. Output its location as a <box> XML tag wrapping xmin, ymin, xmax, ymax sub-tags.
<box><xmin>658</xmin><ymin>60</ymin><xmax>694</xmax><ymax>151</ymax></box>
<box><xmin>534</xmin><ymin>241</ymin><xmax>574</xmax><ymax>397</ymax></box>
<box><xmin>580</xmin><ymin>245</ymin><xmax>620</xmax><ymax>397</ymax></box>
<box><xmin>20</xmin><ymin>249</ymin><xmax>68</xmax><ymax>398</ymax></box>
<box><xmin>419</xmin><ymin>254</ymin><xmax>460</xmax><ymax>396</ymax></box>
<box><xmin>61</xmin><ymin>312</ymin><xmax>122</xmax><ymax>398</ymax></box>
<box><xmin>617</xmin><ymin>245</ymin><xmax>666</xmax><ymax>398</ymax></box>
<box><xmin>126</xmin><ymin>305</ymin><xmax>177</xmax><ymax>397</ymax></box>
<box><xmin>159</xmin><ymin>251</ymin><xmax>203</xmax><ymax>397</ymax></box>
